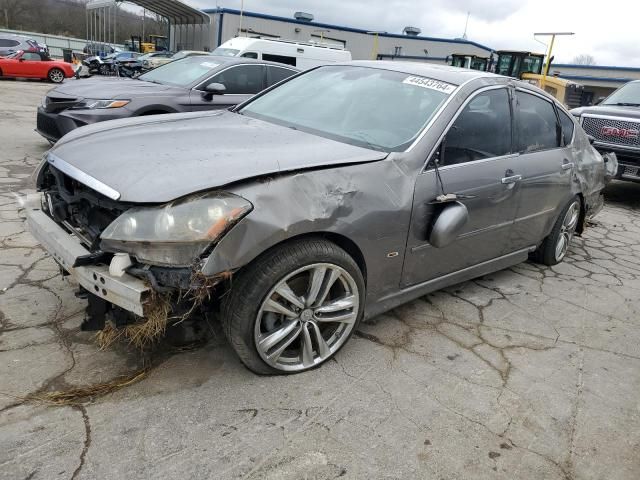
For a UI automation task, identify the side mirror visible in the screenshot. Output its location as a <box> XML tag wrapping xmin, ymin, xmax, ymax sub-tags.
<box><xmin>19</xmin><ymin>57</ymin><xmax>25</xmax><ymax>62</ymax></box>
<box><xmin>429</xmin><ymin>201</ymin><xmax>469</xmax><ymax>248</ymax></box>
<box><xmin>595</xmin><ymin>96</ymin><xmax>606</xmax><ymax>105</ymax></box>
<box><xmin>203</xmin><ymin>82</ymin><xmax>226</xmax><ymax>95</ymax></box>
<box><xmin>587</xmin><ymin>134</ymin><xmax>596</xmax><ymax>145</ymax></box>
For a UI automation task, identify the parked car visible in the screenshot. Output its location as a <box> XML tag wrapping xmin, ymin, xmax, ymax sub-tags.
<box><xmin>0</xmin><ymin>34</ymin><xmax>48</xmax><ymax>57</ymax></box>
<box><xmin>213</xmin><ymin>37</ymin><xmax>352</xmax><ymax>70</ymax></box>
<box><xmin>27</xmin><ymin>62</ymin><xmax>610</xmax><ymax>375</ymax></box>
<box><xmin>96</xmin><ymin>51</ymin><xmax>141</xmax><ymax>75</ymax></box>
<box><xmin>139</xmin><ymin>51</ymin><xmax>174</xmax><ymax>69</ymax></box>
<box><xmin>0</xmin><ymin>51</ymin><xmax>75</xmax><ymax>83</ymax></box>
<box><xmin>36</xmin><ymin>56</ymin><xmax>299</xmax><ymax>143</ymax></box>
<box><xmin>571</xmin><ymin>80</ymin><xmax>640</xmax><ymax>182</ymax></box>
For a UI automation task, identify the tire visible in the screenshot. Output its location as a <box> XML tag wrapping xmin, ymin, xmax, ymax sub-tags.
<box><xmin>48</xmin><ymin>68</ymin><xmax>64</xmax><ymax>83</ymax></box>
<box><xmin>531</xmin><ymin>196</ymin><xmax>581</xmax><ymax>266</ymax></box>
<box><xmin>220</xmin><ymin>238</ymin><xmax>365</xmax><ymax>375</ymax></box>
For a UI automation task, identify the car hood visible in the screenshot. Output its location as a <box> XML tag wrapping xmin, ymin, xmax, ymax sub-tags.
<box><xmin>571</xmin><ymin>104</ymin><xmax>640</xmax><ymax>120</ymax></box>
<box><xmin>48</xmin><ymin>78</ymin><xmax>178</xmax><ymax>100</ymax></box>
<box><xmin>48</xmin><ymin>110</ymin><xmax>388</xmax><ymax>203</ymax></box>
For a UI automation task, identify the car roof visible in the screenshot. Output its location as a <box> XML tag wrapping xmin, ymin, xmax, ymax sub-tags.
<box><xmin>336</xmin><ymin>60</ymin><xmax>499</xmax><ymax>86</ymax></box>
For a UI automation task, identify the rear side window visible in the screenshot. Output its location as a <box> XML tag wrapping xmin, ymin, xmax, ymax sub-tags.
<box><xmin>210</xmin><ymin>64</ymin><xmax>265</xmax><ymax>94</ymax></box>
<box><xmin>267</xmin><ymin>66</ymin><xmax>296</xmax><ymax>86</ymax></box>
<box><xmin>241</xmin><ymin>52</ymin><xmax>258</xmax><ymax>59</ymax></box>
<box><xmin>515</xmin><ymin>91</ymin><xmax>561</xmax><ymax>152</ymax></box>
<box><xmin>441</xmin><ymin>88</ymin><xmax>512</xmax><ymax>166</ymax></box>
<box><xmin>557</xmin><ymin>109</ymin><xmax>575</xmax><ymax>146</ymax></box>
<box><xmin>263</xmin><ymin>53</ymin><xmax>296</xmax><ymax>67</ymax></box>
<box><xmin>0</xmin><ymin>39</ymin><xmax>20</xmax><ymax>47</ymax></box>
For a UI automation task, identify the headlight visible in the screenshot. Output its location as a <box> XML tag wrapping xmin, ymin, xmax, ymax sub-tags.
<box><xmin>100</xmin><ymin>192</ymin><xmax>252</xmax><ymax>266</ymax></box>
<box><xmin>77</xmin><ymin>99</ymin><xmax>130</xmax><ymax>110</ymax></box>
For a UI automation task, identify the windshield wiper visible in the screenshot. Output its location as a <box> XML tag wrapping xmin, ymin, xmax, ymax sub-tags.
<box><xmin>610</xmin><ymin>102</ymin><xmax>640</xmax><ymax>107</ymax></box>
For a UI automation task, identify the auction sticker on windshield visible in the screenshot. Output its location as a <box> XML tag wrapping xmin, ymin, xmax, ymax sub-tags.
<box><xmin>403</xmin><ymin>76</ymin><xmax>456</xmax><ymax>94</ymax></box>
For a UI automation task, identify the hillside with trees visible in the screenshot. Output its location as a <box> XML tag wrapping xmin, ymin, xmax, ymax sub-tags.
<box><xmin>0</xmin><ymin>0</ymin><xmax>165</xmax><ymax>42</ymax></box>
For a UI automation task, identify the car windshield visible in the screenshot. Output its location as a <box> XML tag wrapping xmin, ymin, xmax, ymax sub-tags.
<box><xmin>603</xmin><ymin>82</ymin><xmax>640</xmax><ymax>106</ymax></box>
<box><xmin>212</xmin><ymin>47</ymin><xmax>240</xmax><ymax>57</ymax></box>
<box><xmin>138</xmin><ymin>56</ymin><xmax>220</xmax><ymax>87</ymax></box>
<box><xmin>240</xmin><ymin>65</ymin><xmax>455</xmax><ymax>152</ymax></box>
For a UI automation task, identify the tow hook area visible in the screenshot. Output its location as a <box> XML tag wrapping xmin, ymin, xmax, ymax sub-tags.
<box><xmin>78</xmin><ymin>285</ymin><xmax>213</xmax><ymax>346</ymax></box>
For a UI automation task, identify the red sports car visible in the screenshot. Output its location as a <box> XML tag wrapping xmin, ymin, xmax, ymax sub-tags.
<box><xmin>0</xmin><ymin>51</ymin><xmax>75</xmax><ymax>83</ymax></box>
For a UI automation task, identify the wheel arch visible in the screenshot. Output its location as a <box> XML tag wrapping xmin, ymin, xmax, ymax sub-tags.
<box><xmin>212</xmin><ymin>231</ymin><xmax>368</xmax><ymax>287</ymax></box>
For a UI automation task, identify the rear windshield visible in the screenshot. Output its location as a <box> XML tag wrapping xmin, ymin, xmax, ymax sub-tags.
<box><xmin>138</xmin><ymin>56</ymin><xmax>220</xmax><ymax>87</ymax></box>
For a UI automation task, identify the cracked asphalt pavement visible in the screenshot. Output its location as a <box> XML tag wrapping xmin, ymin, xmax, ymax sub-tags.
<box><xmin>1</xmin><ymin>80</ymin><xmax>639</xmax><ymax>480</ymax></box>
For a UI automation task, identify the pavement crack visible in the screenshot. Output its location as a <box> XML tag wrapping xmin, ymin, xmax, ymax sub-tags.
<box><xmin>70</xmin><ymin>405</ymin><xmax>91</xmax><ymax>480</ymax></box>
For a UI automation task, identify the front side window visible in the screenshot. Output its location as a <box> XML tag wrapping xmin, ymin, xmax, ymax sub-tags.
<box><xmin>241</xmin><ymin>52</ymin><xmax>258</xmax><ymax>59</ymax></box>
<box><xmin>208</xmin><ymin>65</ymin><xmax>265</xmax><ymax>94</ymax></box>
<box><xmin>557</xmin><ymin>109</ymin><xmax>575</xmax><ymax>146</ymax></box>
<box><xmin>440</xmin><ymin>88</ymin><xmax>512</xmax><ymax>166</ymax></box>
<box><xmin>496</xmin><ymin>54</ymin><xmax>512</xmax><ymax>76</ymax></box>
<box><xmin>241</xmin><ymin>65</ymin><xmax>455</xmax><ymax>152</ymax></box>
<box><xmin>515</xmin><ymin>91</ymin><xmax>560</xmax><ymax>153</ymax></box>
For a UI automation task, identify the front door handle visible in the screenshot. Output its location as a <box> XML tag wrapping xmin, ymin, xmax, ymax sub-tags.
<box><xmin>501</xmin><ymin>174</ymin><xmax>522</xmax><ymax>184</ymax></box>
<box><xmin>561</xmin><ymin>160</ymin><xmax>574</xmax><ymax>171</ymax></box>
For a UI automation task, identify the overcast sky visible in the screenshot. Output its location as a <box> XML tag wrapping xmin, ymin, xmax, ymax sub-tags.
<box><xmin>184</xmin><ymin>0</ymin><xmax>639</xmax><ymax>66</ymax></box>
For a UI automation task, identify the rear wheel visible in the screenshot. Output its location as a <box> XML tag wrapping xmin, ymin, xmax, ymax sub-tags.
<box><xmin>48</xmin><ymin>68</ymin><xmax>64</xmax><ymax>83</ymax></box>
<box><xmin>220</xmin><ymin>238</ymin><xmax>365</xmax><ymax>375</ymax></box>
<box><xmin>531</xmin><ymin>196</ymin><xmax>581</xmax><ymax>266</ymax></box>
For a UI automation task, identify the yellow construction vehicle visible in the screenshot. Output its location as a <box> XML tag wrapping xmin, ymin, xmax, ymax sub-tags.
<box><xmin>448</xmin><ymin>54</ymin><xmax>489</xmax><ymax>71</ymax></box>
<box><xmin>495</xmin><ymin>50</ymin><xmax>583</xmax><ymax>108</ymax></box>
<box><xmin>130</xmin><ymin>35</ymin><xmax>169</xmax><ymax>53</ymax></box>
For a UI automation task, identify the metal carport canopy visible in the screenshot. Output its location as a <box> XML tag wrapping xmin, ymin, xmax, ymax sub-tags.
<box><xmin>123</xmin><ymin>0</ymin><xmax>210</xmax><ymax>25</ymax></box>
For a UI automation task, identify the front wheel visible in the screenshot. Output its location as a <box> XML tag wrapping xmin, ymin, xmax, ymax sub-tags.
<box><xmin>531</xmin><ymin>196</ymin><xmax>581</xmax><ymax>266</ymax></box>
<box><xmin>48</xmin><ymin>68</ymin><xmax>64</xmax><ymax>83</ymax></box>
<box><xmin>220</xmin><ymin>238</ymin><xmax>365</xmax><ymax>374</ymax></box>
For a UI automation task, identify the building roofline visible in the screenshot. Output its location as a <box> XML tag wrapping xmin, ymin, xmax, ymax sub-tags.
<box><xmin>556</xmin><ymin>74</ymin><xmax>634</xmax><ymax>84</ymax></box>
<box><xmin>553</xmin><ymin>63</ymin><xmax>640</xmax><ymax>72</ymax></box>
<box><xmin>203</xmin><ymin>7</ymin><xmax>494</xmax><ymax>52</ymax></box>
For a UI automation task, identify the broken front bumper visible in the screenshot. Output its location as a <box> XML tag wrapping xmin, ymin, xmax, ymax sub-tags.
<box><xmin>25</xmin><ymin>195</ymin><xmax>150</xmax><ymax>316</ymax></box>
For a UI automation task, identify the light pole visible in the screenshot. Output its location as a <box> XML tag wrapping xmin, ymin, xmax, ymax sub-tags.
<box><xmin>534</xmin><ymin>32</ymin><xmax>574</xmax><ymax>88</ymax></box>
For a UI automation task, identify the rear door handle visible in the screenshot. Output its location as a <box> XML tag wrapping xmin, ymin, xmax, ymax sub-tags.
<box><xmin>562</xmin><ymin>159</ymin><xmax>574</xmax><ymax>170</ymax></box>
<box><xmin>501</xmin><ymin>174</ymin><xmax>522</xmax><ymax>184</ymax></box>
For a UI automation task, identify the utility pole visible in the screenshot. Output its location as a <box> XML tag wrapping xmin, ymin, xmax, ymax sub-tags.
<box><xmin>534</xmin><ymin>32</ymin><xmax>574</xmax><ymax>89</ymax></box>
<box><xmin>462</xmin><ymin>12</ymin><xmax>470</xmax><ymax>40</ymax></box>
<box><xmin>238</xmin><ymin>0</ymin><xmax>244</xmax><ymax>36</ymax></box>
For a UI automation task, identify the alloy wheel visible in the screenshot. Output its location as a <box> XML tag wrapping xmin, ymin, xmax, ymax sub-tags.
<box><xmin>555</xmin><ymin>200</ymin><xmax>580</xmax><ymax>262</ymax></box>
<box><xmin>49</xmin><ymin>69</ymin><xmax>64</xmax><ymax>83</ymax></box>
<box><xmin>254</xmin><ymin>263</ymin><xmax>360</xmax><ymax>372</ymax></box>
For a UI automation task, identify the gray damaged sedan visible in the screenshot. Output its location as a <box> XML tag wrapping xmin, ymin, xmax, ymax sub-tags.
<box><xmin>36</xmin><ymin>55</ymin><xmax>298</xmax><ymax>143</ymax></box>
<box><xmin>27</xmin><ymin>62</ymin><xmax>611</xmax><ymax>374</ymax></box>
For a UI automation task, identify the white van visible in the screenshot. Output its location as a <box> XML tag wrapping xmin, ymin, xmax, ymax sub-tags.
<box><xmin>212</xmin><ymin>37</ymin><xmax>352</xmax><ymax>70</ymax></box>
